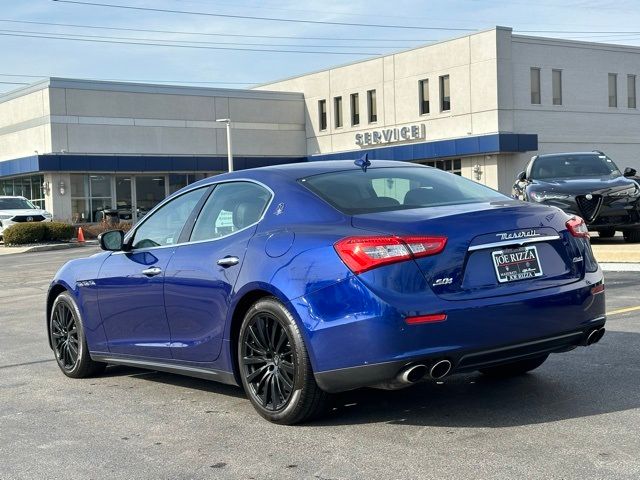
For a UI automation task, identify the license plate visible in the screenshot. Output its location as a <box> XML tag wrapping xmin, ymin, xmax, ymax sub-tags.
<box><xmin>491</xmin><ymin>246</ymin><xmax>543</xmax><ymax>283</ymax></box>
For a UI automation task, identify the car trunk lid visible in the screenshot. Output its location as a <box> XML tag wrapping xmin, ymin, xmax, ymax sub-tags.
<box><xmin>351</xmin><ymin>200</ymin><xmax>584</xmax><ymax>300</ymax></box>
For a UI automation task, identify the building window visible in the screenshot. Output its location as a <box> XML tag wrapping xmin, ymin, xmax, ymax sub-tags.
<box><xmin>419</xmin><ymin>79</ymin><xmax>430</xmax><ymax>114</ymax></box>
<box><xmin>367</xmin><ymin>89</ymin><xmax>377</xmax><ymax>123</ymax></box>
<box><xmin>135</xmin><ymin>176</ymin><xmax>166</xmax><ymax>219</ymax></box>
<box><xmin>318</xmin><ymin>99</ymin><xmax>327</xmax><ymax>131</ymax></box>
<box><xmin>552</xmin><ymin>69</ymin><xmax>562</xmax><ymax>105</ymax></box>
<box><xmin>71</xmin><ymin>174</ymin><xmax>113</xmax><ymax>223</ymax></box>
<box><xmin>530</xmin><ymin>68</ymin><xmax>541</xmax><ymax>104</ymax></box>
<box><xmin>168</xmin><ymin>173</ymin><xmax>206</xmax><ymax>194</ymax></box>
<box><xmin>0</xmin><ymin>174</ymin><xmax>45</xmax><ymax>209</ymax></box>
<box><xmin>628</xmin><ymin>75</ymin><xmax>636</xmax><ymax>108</ymax></box>
<box><xmin>609</xmin><ymin>73</ymin><xmax>618</xmax><ymax>107</ymax></box>
<box><xmin>439</xmin><ymin>75</ymin><xmax>450</xmax><ymax>111</ymax></box>
<box><xmin>422</xmin><ymin>159</ymin><xmax>462</xmax><ymax>176</ymax></box>
<box><xmin>350</xmin><ymin>93</ymin><xmax>360</xmax><ymax>126</ymax></box>
<box><xmin>334</xmin><ymin>96</ymin><xmax>343</xmax><ymax>128</ymax></box>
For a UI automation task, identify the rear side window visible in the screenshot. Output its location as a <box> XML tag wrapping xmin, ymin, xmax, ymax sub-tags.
<box><xmin>190</xmin><ymin>182</ymin><xmax>271</xmax><ymax>242</ymax></box>
<box><xmin>301</xmin><ymin>166</ymin><xmax>506</xmax><ymax>215</ymax></box>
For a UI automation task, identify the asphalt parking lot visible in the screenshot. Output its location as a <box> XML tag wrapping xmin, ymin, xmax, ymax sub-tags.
<box><xmin>1</xmin><ymin>249</ymin><xmax>639</xmax><ymax>480</ymax></box>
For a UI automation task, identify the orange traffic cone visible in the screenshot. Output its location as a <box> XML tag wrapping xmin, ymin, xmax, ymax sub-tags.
<box><xmin>77</xmin><ymin>227</ymin><xmax>85</xmax><ymax>243</ymax></box>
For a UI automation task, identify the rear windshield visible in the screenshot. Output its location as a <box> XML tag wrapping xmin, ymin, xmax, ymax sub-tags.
<box><xmin>0</xmin><ymin>198</ymin><xmax>36</xmax><ymax>210</ymax></box>
<box><xmin>531</xmin><ymin>154</ymin><xmax>621</xmax><ymax>179</ymax></box>
<box><xmin>300</xmin><ymin>166</ymin><xmax>507</xmax><ymax>215</ymax></box>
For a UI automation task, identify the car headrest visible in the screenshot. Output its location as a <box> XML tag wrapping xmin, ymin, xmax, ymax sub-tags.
<box><xmin>232</xmin><ymin>200</ymin><xmax>264</xmax><ymax>229</ymax></box>
<box><xmin>403</xmin><ymin>188</ymin><xmax>434</xmax><ymax>206</ymax></box>
<box><xmin>354</xmin><ymin>196</ymin><xmax>400</xmax><ymax>209</ymax></box>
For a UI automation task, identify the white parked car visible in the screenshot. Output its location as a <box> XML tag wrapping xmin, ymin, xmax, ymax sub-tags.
<box><xmin>0</xmin><ymin>196</ymin><xmax>52</xmax><ymax>239</ymax></box>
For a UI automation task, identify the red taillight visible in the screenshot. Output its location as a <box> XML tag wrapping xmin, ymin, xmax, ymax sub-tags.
<box><xmin>405</xmin><ymin>313</ymin><xmax>447</xmax><ymax>325</ymax></box>
<box><xmin>334</xmin><ymin>235</ymin><xmax>447</xmax><ymax>274</ymax></box>
<box><xmin>566</xmin><ymin>216</ymin><xmax>590</xmax><ymax>238</ymax></box>
<box><xmin>591</xmin><ymin>283</ymin><xmax>605</xmax><ymax>295</ymax></box>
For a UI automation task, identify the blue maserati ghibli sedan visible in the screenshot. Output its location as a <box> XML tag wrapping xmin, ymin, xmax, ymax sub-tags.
<box><xmin>47</xmin><ymin>160</ymin><xmax>606</xmax><ymax>424</ymax></box>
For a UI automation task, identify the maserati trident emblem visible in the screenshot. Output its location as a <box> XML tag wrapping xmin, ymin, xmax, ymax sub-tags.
<box><xmin>26</xmin><ymin>216</ymin><xmax>33</xmax><ymax>222</ymax></box>
<box><xmin>585</xmin><ymin>194</ymin><xmax>593</xmax><ymax>200</ymax></box>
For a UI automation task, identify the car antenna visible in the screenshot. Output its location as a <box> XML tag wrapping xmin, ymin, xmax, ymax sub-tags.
<box><xmin>354</xmin><ymin>153</ymin><xmax>371</xmax><ymax>172</ymax></box>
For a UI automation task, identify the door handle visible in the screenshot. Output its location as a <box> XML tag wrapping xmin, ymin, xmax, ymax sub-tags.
<box><xmin>217</xmin><ymin>256</ymin><xmax>240</xmax><ymax>267</ymax></box>
<box><xmin>141</xmin><ymin>267</ymin><xmax>163</xmax><ymax>277</ymax></box>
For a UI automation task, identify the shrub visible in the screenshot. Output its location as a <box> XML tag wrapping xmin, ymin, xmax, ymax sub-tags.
<box><xmin>2</xmin><ymin>220</ymin><xmax>133</xmax><ymax>245</ymax></box>
<box><xmin>81</xmin><ymin>221</ymin><xmax>132</xmax><ymax>239</ymax></box>
<box><xmin>46</xmin><ymin>222</ymin><xmax>75</xmax><ymax>242</ymax></box>
<box><xmin>3</xmin><ymin>222</ymin><xmax>48</xmax><ymax>245</ymax></box>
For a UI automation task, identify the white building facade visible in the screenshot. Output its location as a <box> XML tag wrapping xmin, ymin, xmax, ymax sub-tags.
<box><xmin>0</xmin><ymin>79</ymin><xmax>305</xmax><ymax>222</ymax></box>
<box><xmin>2</xmin><ymin>27</ymin><xmax>640</xmax><ymax>221</ymax></box>
<box><xmin>257</xmin><ymin>26</ymin><xmax>640</xmax><ymax>191</ymax></box>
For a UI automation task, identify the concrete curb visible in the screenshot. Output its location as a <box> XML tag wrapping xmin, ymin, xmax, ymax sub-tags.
<box><xmin>0</xmin><ymin>240</ymin><xmax>98</xmax><ymax>255</ymax></box>
<box><xmin>600</xmin><ymin>263</ymin><xmax>640</xmax><ymax>272</ymax></box>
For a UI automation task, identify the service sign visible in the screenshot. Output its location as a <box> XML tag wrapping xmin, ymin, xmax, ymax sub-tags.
<box><xmin>355</xmin><ymin>124</ymin><xmax>425</xmax><ymax>147</ymax></box>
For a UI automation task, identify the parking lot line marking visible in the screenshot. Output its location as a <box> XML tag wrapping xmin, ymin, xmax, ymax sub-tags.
<box><xmin>606</xmin><ymin>305</ymin><xmax>640</xmax><ymax>316</ymax></box>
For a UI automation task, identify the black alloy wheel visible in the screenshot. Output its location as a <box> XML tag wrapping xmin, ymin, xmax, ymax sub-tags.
<box><xmin>238</xmin><ymin>297</ymin><xmax>327</xmax><ymax>424</ymax></box>
<box><xmin>623</xmin><ymin>230</ymin><xmax>640</xmax><ymax>243</ymax></box>
<box><xmin>49</xmin><ymin>292</ymin><xmax>106</xmax><ymax>378</ymax></box>
<box><xmin>51</xmin><ymin>301</ymin><xmax>80</xmax><ymax>371</ymax></box>
<box><xmin>241</xmin><ymin>312</ymin><xmax>295</xmax><ymax>411</ymax></box>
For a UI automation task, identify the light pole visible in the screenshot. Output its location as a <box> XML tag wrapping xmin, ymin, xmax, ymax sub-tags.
<box><xmin>216</xmin><ymin>118</ymin><xmax>234</xmax><ymax>172</ymax></box>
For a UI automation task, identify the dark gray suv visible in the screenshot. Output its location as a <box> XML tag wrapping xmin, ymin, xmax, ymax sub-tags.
<box><xmin>513</xmin><ymin>151</ymin><xmax>640</xmax><ymax>242</ymax></box>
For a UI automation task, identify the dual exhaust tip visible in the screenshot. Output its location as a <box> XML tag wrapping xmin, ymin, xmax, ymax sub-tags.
<box><xmin>398</xmin><ymin>359</ymin><xmax>452</xmax><ymax>385</ymax></box>
<box><xmin>398</xmin><ymin>328</ymin><xmax>605</xmax><ymax>385</ymax></box>
<box><xmin>585</xmin><ymin>327</ymin><xmax>606</xmax><ymax>346</ymax></box>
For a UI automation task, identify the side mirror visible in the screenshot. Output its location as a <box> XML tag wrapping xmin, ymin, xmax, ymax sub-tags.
<box><xmin>517</xmin><ymin>171</ymin><xmax>527</xmax><ymax>182</ymax></box>
<box><xmin>623</xmin><ymin>167</ymin><xmax>637</xmax><ymax>177</ymax></box>
<box><xmin>98</xmin><ymin>230</ymin><xmax>125</xmax><ymax>251</ymax></box>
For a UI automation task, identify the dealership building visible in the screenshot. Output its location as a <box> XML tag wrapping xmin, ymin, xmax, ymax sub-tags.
<box><xmin>2</xmin><ymin>26</ymin><xmax>640</xmax><ymax>222</ymax></box>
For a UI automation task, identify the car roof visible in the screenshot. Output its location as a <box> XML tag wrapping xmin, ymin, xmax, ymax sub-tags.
<box><xmin>194</xmin><ymin>160</ymin><xmax>424</xmax><ymax>186</ymax></box>
<box><xmin>0</xmin><ymin>196</ymin><xmax>26</xmax><ymax>199</ymax></box>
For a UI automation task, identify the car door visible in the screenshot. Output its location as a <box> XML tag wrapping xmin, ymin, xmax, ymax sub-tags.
<box><xmin>164</xmin><ymin>181</ymin><xmax>272</xmax><ymax>363</ymax></box>
<box><xmin>96</xmin><ymin>186</ymin><xmax>210</xmax><ymax>359</ymax></box>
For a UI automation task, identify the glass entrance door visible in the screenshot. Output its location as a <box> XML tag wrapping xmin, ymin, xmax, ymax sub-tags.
<box><xmin>135</xmin><ymin>176</ymin><xmax>166</xmax><ymax>221</ymax></box>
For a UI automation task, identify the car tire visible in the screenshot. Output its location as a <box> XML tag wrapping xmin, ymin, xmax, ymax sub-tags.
<box><xmin>623</xmin><ymin>230</ymin><xmax>640</xmax><ymax>243</ymax></box>
<box><xmin>479</xmin><ymin>355</ymin><xmax>548</xmax><ymax>377</ymax></box>
<box><xmin>49</xmin><ymin>292</ymin><xmax>106</xmax><ymax>378</ymax></box>
<box><xmin>597</xmin><ymin>228</ymin><xmax>616</xmax><ymax>239</ymax></box>
<box><xmin>238</xmin><ymin>297</ymin><xmax>328</xmax><ymax>425</ymax></box>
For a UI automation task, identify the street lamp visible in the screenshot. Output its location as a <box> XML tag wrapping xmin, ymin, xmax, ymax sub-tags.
<box><xmin>216</xmin><ymin>118</ymin><xmax>234</xmax><ymax>172</ymax></box>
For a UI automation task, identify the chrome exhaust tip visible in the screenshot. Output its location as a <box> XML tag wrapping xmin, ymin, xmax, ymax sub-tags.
<box><xmin>429</xmin><ymin>359</ymin><xmax>452</xmax><ymax>380</ymax></box>
<box><xmin>398</xmin><ymin>364</ymin><xmax>428</xmax><ymax>384</ymax></box>
<box><xmin>585</xmin><ymin>327</ymin><xmax>605</xmax><ymax>346</ymax></box>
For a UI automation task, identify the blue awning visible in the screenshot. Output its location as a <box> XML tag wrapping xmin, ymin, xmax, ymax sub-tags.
<box><xmin>0</xmin><ymin>132</ymin><xmax>537</xmax><ymax>178</ymax></box>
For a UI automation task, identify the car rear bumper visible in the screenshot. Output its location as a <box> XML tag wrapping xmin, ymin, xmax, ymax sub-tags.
<box><xmin>294</xmin><ymin>269</ymin><xmax>606</xmax><ymax>393</ymax></box>
<box><xmin>314</xmin><ymin>319</ymin><xmax>605</xmax><ymax>393</ymax></box>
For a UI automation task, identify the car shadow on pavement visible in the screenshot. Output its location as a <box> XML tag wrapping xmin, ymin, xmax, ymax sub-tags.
<box><xmin>314</xmin><ymin>330</ymin><xmax>640</xmax><ymax>428</ymax></box>
<box><xmin>100</xmin><ymin>364</ymin><xmax>245</xmax><ymax>399</ymax></box>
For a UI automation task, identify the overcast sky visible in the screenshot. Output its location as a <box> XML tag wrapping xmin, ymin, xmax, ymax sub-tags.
<box><xmin>2</xmin><ymin>0</ymin><xmax>640</xmax><ymax>94</ymax></box>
